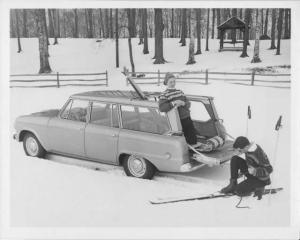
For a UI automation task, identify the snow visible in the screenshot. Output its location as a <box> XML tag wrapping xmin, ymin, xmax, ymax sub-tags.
<box><xmin>9</xmin><ymin>37</ymin><xmax>291</xmax><ymax>227</ymax></box>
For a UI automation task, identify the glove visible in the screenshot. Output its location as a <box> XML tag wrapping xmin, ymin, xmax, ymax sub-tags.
<box><xmin>245</xmin><ymin>173</ymin><xmax>256</xmax><ymax>179</ymax></box>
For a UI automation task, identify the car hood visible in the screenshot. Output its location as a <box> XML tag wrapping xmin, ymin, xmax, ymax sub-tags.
<box><xmin>30</xmin><ymin>109</ymin><xmax>60</xmax><ymax>117</ymax></box>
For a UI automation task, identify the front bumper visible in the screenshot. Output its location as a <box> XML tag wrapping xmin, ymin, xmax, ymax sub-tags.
<box><xmin>13</xmin><ymin>133</ymin><xmax>20</xmax><ymax>141</ymax></box>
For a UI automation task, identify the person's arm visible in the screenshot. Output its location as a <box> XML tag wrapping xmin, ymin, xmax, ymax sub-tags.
<box><xmin>158</xmin><ymin>95</ymin><xmax>174</xmax><ymax>112</ymax></box>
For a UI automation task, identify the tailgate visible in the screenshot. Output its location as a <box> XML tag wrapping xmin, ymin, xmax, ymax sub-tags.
<box><xmin>201</xmin><ymin>140</ymin><xmax>236</xmax><ymax>164</ymax></box>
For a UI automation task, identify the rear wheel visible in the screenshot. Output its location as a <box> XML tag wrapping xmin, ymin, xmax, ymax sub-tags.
<box><xmin>23</xmin><ymin>132</ymin><xmax>46</xmax><ymax>158</ymax></box>
<box><xmin>123</xmin><ymin>155</ymin><xmax>156</xmax><ymax>179</ymax></box>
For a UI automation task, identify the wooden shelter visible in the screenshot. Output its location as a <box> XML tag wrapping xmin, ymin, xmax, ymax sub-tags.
<box><xmin>217</xmin><ymin>17</ymin><xmax>248</xmax><ymax>52</ymax></box>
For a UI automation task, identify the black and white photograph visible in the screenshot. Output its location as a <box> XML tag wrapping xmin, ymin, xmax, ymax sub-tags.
<box><xmin>1</xmin><ymin>0</ymin><xmax>300</xmax><ymax>239</ymax></box>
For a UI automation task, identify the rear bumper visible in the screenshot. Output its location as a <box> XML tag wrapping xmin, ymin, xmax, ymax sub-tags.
<box><xmin>180</xmin><ymin>159</ymin><xmax>205</xmax><ymax>172</ymax></box>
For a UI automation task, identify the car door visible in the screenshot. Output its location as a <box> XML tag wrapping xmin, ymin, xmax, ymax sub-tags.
<box><xmin>84</xmin><ymin>102</ymin><xmax>120</xmax><ymax>163</ymax></box>
<box><xmin>47</xmin><ymin>98</ymin><xmax>89</xmax><ymax>157</ymax></box>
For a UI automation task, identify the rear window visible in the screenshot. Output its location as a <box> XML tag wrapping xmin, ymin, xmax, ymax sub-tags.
<box><xmin>120</xmin><ymin>105</ymin><xmax>170</xmax><ymax>134</ymax></box>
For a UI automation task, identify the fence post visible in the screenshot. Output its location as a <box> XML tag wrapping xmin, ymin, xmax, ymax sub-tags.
<box><xmin>251</xmin><ymin>70</ymin><xmax>255</xmax><ymax>86</ymax></box>
<box><xmin>205</xmin><ymin>69</ymin><xmax>208</xmax><ymax>85</ymax></box>
<box><xmin>56</xmin><ymin>72</ymin><xmax>60</xmax><ymax>88</ymax></box>
<box><xmin>105</xmin><ymin>70</ymin><xmax>108</xmax><ymax>86</ymax></box>
<box><xmin>157</xmin><ymin>70</ymin><xmax>161</xmax><ymax>86</ymax></box>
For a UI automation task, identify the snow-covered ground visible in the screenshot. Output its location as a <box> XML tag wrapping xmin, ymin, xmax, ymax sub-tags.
<box><xmin>9</xmin><ymin>38</ymin><xmax>291</xmax><ymax>227</ymax></box>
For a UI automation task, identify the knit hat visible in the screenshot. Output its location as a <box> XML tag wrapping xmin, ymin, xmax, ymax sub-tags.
<box><xmin>233</xmin><ymin>136</ymin><xmax>250</xmax><ymax>149</ymax></box>
<box><xmin>164</xmin><ymin>72</ymin><xmax>176</xmax><ymax>85</ymax></box>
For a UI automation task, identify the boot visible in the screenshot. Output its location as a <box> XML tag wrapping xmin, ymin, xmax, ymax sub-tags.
<box><xmin>220</xmin><ymin>179</ymin><xmax>237</xmax><ymax>194</ymax></box>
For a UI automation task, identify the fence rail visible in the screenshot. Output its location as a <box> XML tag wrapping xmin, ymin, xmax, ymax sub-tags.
<box><xmin>10</xmin><ymin>71</ymin><xmax>108</xmax><ymax>88</ymax></box>
<box><xmin>127</xmin><ymin>69</ymin><xmax>291</xmax><ymax>88</ymax></box>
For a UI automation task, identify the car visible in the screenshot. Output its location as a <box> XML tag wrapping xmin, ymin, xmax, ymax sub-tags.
<box><xmin>13</xmin><ymin>90</ymin><xmax>236</xmax><ymax>179</ymax></box>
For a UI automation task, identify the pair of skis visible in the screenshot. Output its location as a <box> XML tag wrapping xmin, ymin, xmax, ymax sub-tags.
<box><xmin>149</xmin><ymin>187</ymin><xmax>283</xmax><ymax>205</ymax></box>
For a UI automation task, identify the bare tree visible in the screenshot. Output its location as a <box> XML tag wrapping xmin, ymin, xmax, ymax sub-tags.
<box><xmin>171</xmin><ymin>8</ymin><xmax>174</xmax><ymax>38</ymax></box>
<box><xmin>251</xmin><ymin>9</ymin><xmax>262</xmax><ymax>63</ymax></box>
<box><xmin>240</xmin><ymin>9</ymin><xmax>251</xmax><ymax>57</ymax></box>
<box><xmin>127</xmin><ymin>9</ymin><xmax>136</xmax><ymax>74</ymax></box>
<box><xmin>211</xmin><ymin>9</ymin><xmax>215</xmax><ymax>39</ymax></box>
<box><xmin>87</xmin><ymin>9</ymin><xmax>94</xmax><ymax>38</ymax></box>
<box><xmin>142</xmin><ymin>9</ymin><xmax>149</xmax><ymax>54</ymax></box>
<box><xmin>15</xmin><ymin>10</ymin><xmax>22</xmax><ymax>53</ymax></box>
<box><xmin>110</xmin><ymin>9</ymin><xmax>113</xmax><ymax>38</ymax></box>
<box><xmin>239</xmin><ymin>9</ymin><xmax>243</xmax><ymax>39</ymax></box>
<box><xmin>105</xmin><ymin>9</ymin><xmax>109</xmax><ymax>38</ymax></box>
<box><xmin>217</xmin><ymin>8</ymin><xmax>221</xmax><ymax>39</ymax></box>
<box><xmin>115</xmin><ymin>9</ymin><xmax>119</xmax><ymax>68</ymax></box>
<box><xmin>73</xmin><ymin>9</ymin><xmax>78</xmax><ymax>38</ymax></box>
<box><xmin>205</xmin><ymin>8</ymin><xmax>210</xmax><ymax>51</ymax></box>
<box><xmin>283</xmin><ymin>8</ymin><xmax>290</xmax><ymax>39</ymax></box>
<box><xmin>153</xmin><ymin>9</ymin><xmax>166</xmax><ymax>64</ymax></box>
<box><xmin>263</xmin><ymin>9</ymin><xmax>269</xmax><ymax>36</ymax></box>
<box><xmin>138</xmin><ymin>9</ymin><xmax>143</xmax><ymax>45</ymax></box>
<box><xmin>35</xmin><ymin>9</ymin><xmax>52</xmax><ymax>73</ymax></box>
<box><xmin>22</xmin><ymin>9</ymin><xmax>28</xmax><ymax>37</ymax></box>
<box><xmin>195</xmin><ymin>9</ymin><xmax>202</xmax><ymax>55</ymax></box>
<box><xmin>179</xmin><ymin>9</ymin><xmax>187</xmax><ymax>46</ymax></box>
<box><xmin>98</xmin><ymin>9</ymin><xmax>104</xmax><ymax>37</ymax></box>
<box><xmin>47</xmin><ymin>9</ymin><xmax>54</xmax><ymax>38</ymax></box>
<box><xmin>276</xmin><ymin>8</ymin><xmax>284</xmax><ymax>55</ymax></box>
<box><xmin>231</xmin><ymin>8</ymin><xmax>237</xmax><ymax>43</ymax></box>
<box><xmin>186</xmin><ymin>20</ymin><xmax>196</xmax><ymax>65</ymax></box>
<box><xmin>269</xmin><ymin>8</ymin><xmax>277</xmax><ymax>49</ymax></box>
<box><xmin>260</xmin><ymin>9</ymin><xmax>264</xmax><ymax>35</ymax></box>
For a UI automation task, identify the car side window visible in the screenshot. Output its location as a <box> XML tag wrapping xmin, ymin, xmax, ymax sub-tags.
<box><xmin>121</xmin><ymin>105</ymin><xmax>170</xmax><ymax>134</ymax></box>
<box><xmin>61</xmin><ymin>99</ymin><xmax>89</xmax><ymax>122</ymax></box>
<box><xmin>90</xmin><ymin>102</ymin><xmax>119</xmax><ymax>127</ymax></box>
<box><xmin>190</xmin><ymin>101</ymin><xmax>211</xmax><ymax>122</ymax></box>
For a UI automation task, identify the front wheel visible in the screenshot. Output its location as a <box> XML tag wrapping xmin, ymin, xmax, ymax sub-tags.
<box><xmin>23</xmin><ymin>132</ymin><xmax>46</xmax><ymax>158</ymax></box>
<box><xmin>123</xmin><ymin>155</ymin><xmax>156</xmax><ymax>179</ymax></box>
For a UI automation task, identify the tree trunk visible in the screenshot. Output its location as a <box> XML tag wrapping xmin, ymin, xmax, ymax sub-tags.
<box><xmin>99</xmin><ymin>9</ymin><xmax>104</xmax><ymax>38</ymax></box>
<box><xmin>211</xmin><ymin>9</ymin><xmax>215</xmax><ymax>39</ymax></box>
<box><xmin>269</xmin><ymin>8</ymin><xmax>277</xmax><ymax>49</ymax></box>
<box><xmin>240</xmin><ymin>9</ymin><xmax>251</xmax><ymax>57</ymax></box>
<box><xmin>263</xmin><ymin>9</ymin><xmax>269</xmax><ymax>36</ymax></box>
<box><xmin>62</xmin><ymin>10</ymin><xmax>66</xmax><ymax>38</ymax></box>
<box><xmin>153</xmin><ymin>9</ymin><xmax>166</xmax><ymax>64</ymax></box>
<box><xmin>87</xmin><ymin>9</ymin><xmax>93</xmax><ymax>38</ymax></box>
<box><xmin>276</xmin><ymin>9</ymin><xmax>284</xmax><ymax>55</ymax></box>
<box><xmin>231</xmin><ymin>8</ymin><xmax>237</xmax><ymax>43</ymax></box>
<box><xmin>261</xmin><ymin>9</ymin><xmax>264</xmax><ymax>35</ymax></box>
<box><xmin>35</xmin><ymin>9</ymin><xmax>52</xmax><ymax>73</ymax></box>
<box><xmin>239</xmin><ymin>9</ymin><xmax>243</xmax><ymax>39</ymax></box>
<box><xmin>179</xmin><ymin>9</ymin><xmax>187</xmax><ymax>46</ymax></box>
<box><xmin>283</xmin><ymin>9</ymin><xmax>289</xmax><ymax>39</ymax></box>
<box><xmin>10</xmin><ymin>11</ymin><xmax>16</xmax><ymax>38</ymax></box>
<box><xmin>115</xmin><ymin>9</ymin><xmax>119</xmax><ymax>68</ymax></box>
<box><xmin>142</xmin><ymin>9</ymin><xmax>149</xmax><ymax>54</ymax></box>
<box><xmin>171</xmin><ymin>8</ymin><xmax>174</xmax><ymax>38</ymax></box>
<box><xmin>15</xmin><ymin>10</ymin><xmax>22</xmax><ymax>53</ymax></box>
<box><xmin>73</xmin><ymin>9</ymin><xmax>78</xmax><ymax>38</ymax></box>
<box><xmin>42</xmin><ymin>10</ymin><xmax>50</xmax><ymax>45</ymax></box>
<box><xmin>47</xmin><ymin>9</ymin><xmax>54</xmax><ymax>38</ymax></box>
<box><xmin>57</xmin><ymin>9</ymin><xmax>60</xmax><ymax>38</ymax></box>
<box><xmin>22</xmin><ymin>9</ymin><xmax>28</xmax><ymax>37</ymax></box>
<box><xmin>188</xmin><ymin>9</ymin><xmax>191</xmax><ymax>38</ymax></box>
<box><xmin>288</xmin><ymin>9</ymin><xmax>291</xmax><ymax>39</ymax></box>
<box><xmin>186</xmin><ymin>34</ymin><xmax>196</xmax><ymax>64</ymax></box>
<box><xmin>217</xmin><ymin>8</ymin><xmax>221</xmax><ymax>39</ymax></box>
<box><xmin>52</xmin><ymin>9</ymin><xmax>58</xmax><ymax>45</ymax></box>
<box><xmin>205</xmin><ymin>8</ymin><xmax>210</xmax><ymax>51</ymax></box>
<box><xmin>110</xmin><ymin>9</ymin><xmax>113</xmax><ymax>38</ymax></box>
<box><xmin>127</xmin><ymin>9</ymin><xmax>136</xmax><ymax>74</ymax></box>
<box><xmin>251</xmin><ymin>9</ymin><xmax>262</xmax><ymax>63</ymax></box>
<box><xmin>138</xmin><ymin>9</ymin><xmax>143</xmax><ymax>44</ymax></box>
<box><xmin>195</xmin><ymin>9</ymin><xmax>202</xmax><ymax>55</ymax></box>
<box><xmin>105</xmin><ymin>9</ymin><xmax>109</xmax><ymax>38</ymax></box>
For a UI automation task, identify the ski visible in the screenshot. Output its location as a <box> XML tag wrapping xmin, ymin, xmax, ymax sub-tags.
<box><xmin>149</xmin><ymin>187</ymin><xmax>283</xmax><ymax>205</ymax></box>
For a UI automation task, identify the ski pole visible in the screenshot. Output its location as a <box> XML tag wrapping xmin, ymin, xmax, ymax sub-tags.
<box><xmin>268</xmin><ymin>115</ymin><xmax>283</xmax><ymax>204</ymax></box>
<box><xmin>246</xmin><ymin>105</ymin><xmax>251</xmax><ymax>138</ymax></box>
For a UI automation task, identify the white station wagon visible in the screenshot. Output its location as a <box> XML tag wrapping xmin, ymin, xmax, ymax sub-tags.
<box><xmin>13</xmin><ymin>90</ymin><xmax>235</xmax><ymax>179</ymax></box>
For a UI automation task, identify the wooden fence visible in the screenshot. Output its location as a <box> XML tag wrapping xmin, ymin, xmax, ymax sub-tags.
<box><xmin>126</xmin><ymin>70</ymin><xmax>291</xmax><ymax>89</ymax></box>
<box><xmin>10</xmin><ymin>71</ymin><xmax>108</xmax><ymax>88</ymax></box>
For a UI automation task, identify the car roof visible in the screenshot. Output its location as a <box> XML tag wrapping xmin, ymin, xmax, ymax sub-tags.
<box><xmin>71</xmin><ymin>90</ymin><xmax>213</xmax><ymax>107</ymax></box>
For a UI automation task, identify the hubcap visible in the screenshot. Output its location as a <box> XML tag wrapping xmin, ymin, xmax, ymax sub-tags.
<box><xmin>26</xmin><ymin>137</ymin><xmax>38</xmax><ymax>156</ymax></box>
<box><xmin>128</xmin><ymin>155</ymin><xmax>146</xmax><ymax>177</ymax></box>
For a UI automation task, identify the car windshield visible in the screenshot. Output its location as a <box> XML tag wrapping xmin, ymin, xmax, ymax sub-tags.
<box><xmin>121</xmin><ymin>105</ymin><xmax>170</xmax><ymax>135</ymax></box>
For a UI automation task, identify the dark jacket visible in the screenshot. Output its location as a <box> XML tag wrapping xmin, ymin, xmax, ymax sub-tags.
<box><xmin>245</xmin><ymin>144</ymin><xmax>273</xmax><ymax>184</ymax></box>
<box><xmin>158</xmin><ymin>88</ymin><xmax>191</xmax><ymax>119</ymax></box>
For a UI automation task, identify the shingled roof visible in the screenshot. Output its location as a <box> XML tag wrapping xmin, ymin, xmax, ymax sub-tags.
<box><xmin>217</xmin><ymin>16</ymin><xmax>246</xmax><ymax>30</ymax></box>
